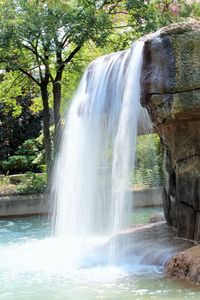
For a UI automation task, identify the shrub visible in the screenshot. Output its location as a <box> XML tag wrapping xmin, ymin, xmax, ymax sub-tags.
<box><xmin>1</xmin><ymin>155</ymin><xmax>35</xmax><ymax>174</ymax></box>
<box><xmin>16</xmin><ymin>172</ymin><xmax>47</xmax><ymax>194</ymax></box>
<box><xmin>0</xmin><ymin>138</ymin><xmax>45</xmax><ymax>174</ymax></box>
<box><xmin>16</xmin><ymin>139</ymin><xmax>41</xmax><ymax>156</ymax></box>
<box><xmin>0</xmin><ymin>175</ymin><xmax>10</xmax><ymax>186</ymax></box>
<box><xmin>133</xmin><ymin>134</ymin><xmax>163</xmax><ymax>187</ymax></box>
<box><xmin>0</xmin><ymin>94</ymin><xmax>42</xmax><ymax>164</ymax></box>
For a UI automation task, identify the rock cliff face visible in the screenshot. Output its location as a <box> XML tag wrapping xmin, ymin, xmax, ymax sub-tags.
<box><xmin>140</xmin><ymin>22</ymin><xmax>200</xmax><ymax>240</ymax></box>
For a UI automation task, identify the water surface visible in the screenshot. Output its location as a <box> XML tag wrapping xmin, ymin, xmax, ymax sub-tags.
<box><xmin>0</xmin><ymin>213</ymin><xmax>199</xmax><ymax>300</ymax></box>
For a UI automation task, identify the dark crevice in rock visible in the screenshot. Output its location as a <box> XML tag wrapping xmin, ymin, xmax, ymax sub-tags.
<box><xmin>177</xmin><ymin>154</ymin><xmax>200</xmax><ymax>164</ymax></box>
<box><xmin>141</xmin><ymin>87</ymin><xmax>200</xmax><ymax>97</ymax></box>
<box><xmin>179</xmin><ymin>201</ymin><xmax>196</xmax><ymax>211</ymax></box>
<box><xmin>177</xmin><ymin>203</ymin><xmax>195</xmax><ymax>240</ymax></box>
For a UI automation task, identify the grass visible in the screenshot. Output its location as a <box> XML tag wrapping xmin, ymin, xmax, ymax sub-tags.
<box><xmin>0</xmin><ymin>176</ymin><xmax>16</xmax><ymax>195</ymax></box>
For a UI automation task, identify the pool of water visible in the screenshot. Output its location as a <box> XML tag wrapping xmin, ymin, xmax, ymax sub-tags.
<box><xmin>0</xmin><ymin>210</ymin><xmax>199</xmax><ymax>300</ymax></box>
<box><xmin>125</xmin><ymin>207</ymin><xmax>162</xmax><ymax>226</ymax></box>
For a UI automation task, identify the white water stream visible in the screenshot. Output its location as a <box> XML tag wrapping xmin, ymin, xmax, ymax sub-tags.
<box><xmin>1</xmin><ymin>42</ymin><xmax>200</xmax><ymax>300</ymax></box>
<box><xmin>51</xmin><ymin>41</ymin><xmax>149</xmax><ymax>263</ymax></box>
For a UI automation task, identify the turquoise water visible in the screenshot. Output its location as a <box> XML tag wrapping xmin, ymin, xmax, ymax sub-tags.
<box><xmin>0</xmin><ymin>210</ymin><xmax>200</xmax><ymax>300</ymax></box>
<box><xmin>125</xmin><ymin>207</ymin><xmax>162</xmax><ymax>226</ymax></box>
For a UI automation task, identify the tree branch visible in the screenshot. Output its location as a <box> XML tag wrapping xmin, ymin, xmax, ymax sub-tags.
<box><xmin>18</xmin><ymin>68</ymin><xmax>41</xmax><ymax>86</ymax></box>
<box><xmin>99</xmin><ymin>0</ymin><xmax>123</xmax><ymax>13</ymax></box>
<box><xmin>0</xmin><ymin>73</ymin><xmax>26</xmax><ymax>97</ymax></box>
<box><xmin>21</xmin><ymin>41</ymin><xmax>46</xmax><ymax>66</ymax></box>
<box><xmin>109</xmin><ymin>11</ymin><xmax>129</xmax><ymax>15</ymax></box>
<box><xmin>42</xmin><ymin>46</ymin><xmax>54</xmax><ymax>84</ymax></box>
<box><xmin>114</xmin><ymin>25</ymin><xmax>130</xmax><ymax>29</ymax></box>
<box><xmin>61</xmin><ymin>33</ymin><xmax>71</xmax><ymax>48</ymax></box>
<box><xmin>63</xmin><ymin>45</ymin><xmax>82</xmax><ymax>65</ymax></box>
<box><xmin>108</xmin><ymin>0</ymin><xmax>123</xmax><ymax>14</ymax></box>
<box><xmin>34</xmin><ymin>39</ymin><xmax>44</xmax><ymax>82</ymax></box>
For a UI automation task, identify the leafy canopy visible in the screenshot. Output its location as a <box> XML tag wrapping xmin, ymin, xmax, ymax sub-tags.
<box><xmin>0</xmin><ymin>0</ymin><xmax>112</xmax><ymax>83</ymax></box>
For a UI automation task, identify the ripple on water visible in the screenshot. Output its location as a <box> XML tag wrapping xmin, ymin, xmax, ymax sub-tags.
<box><xmin>0</xmin><ymin>217</ymin><xmax>200</xmax><ymax>300</ymax></box>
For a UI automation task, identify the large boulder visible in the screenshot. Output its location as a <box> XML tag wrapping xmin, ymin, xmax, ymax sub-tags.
<box><xmin>165</xmin><ymin>245</ymin><xmax>200</xmax><ymax>285</ymax></box>
<box><xmin>86</xmin><ymin>222</ymin><xmax>195</xmax><ymax>267</ymax></box>
<box><xmin>140</xmin><ymin>21</ymin><xmax>200</xmax><ymax>240</ymax></box>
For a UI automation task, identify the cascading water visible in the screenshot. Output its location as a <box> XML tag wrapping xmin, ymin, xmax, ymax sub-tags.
<box><xmin>51</xmin><ymin>41</ymin><xmax>147</xmax><ymax>262</ymax></box>
<box><xmin>1</xmin><ymin>40</ymin><xmax>198</xmax><ymax>300</ymax></box>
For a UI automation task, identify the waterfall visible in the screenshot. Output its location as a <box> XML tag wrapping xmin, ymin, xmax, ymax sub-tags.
<box><xmin>51</xmin><ymin>41</ymin><xmax>146</xmax><ymax>261</ymax></box>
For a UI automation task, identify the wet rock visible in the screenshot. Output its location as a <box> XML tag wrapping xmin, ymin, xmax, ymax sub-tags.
<box><xmin>141</xmin><ymin>21</ymin><xmax>200</xmax><ymax>97</ymax></box>
<box><xmin>177</xmin><ymin>202</ymin><xmax>196</xmax><ymax>240</ymax></box>
<box><xmin>140</xmin><ymin>21</ymin><xmax>200</xmax><ymax>241</ymax></box>
<box><xmin>148</xmin><ymin>212</ymin><xmax>165</xmax><ymax>223</ymax></box>
<box><xmin>103</xmin><ymin>222</ymin><xmax>195</xmax><ymax>266</ymax></box>
<box><xmin>165</xmin><ymin>245</ymin><xmax>200</xmax><ymax>284</ymax></box>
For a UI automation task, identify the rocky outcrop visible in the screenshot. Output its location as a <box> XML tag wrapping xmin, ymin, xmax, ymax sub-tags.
<box><xmin>165</xmin><ymin>245</ymin><xmax>200</xmax><ymax>284</ymax></box>
<box><xmin>104</xmin><ymin>222</ymin><xmax>195</xmax><ymax>266</ymax></box>
<box><xmin>148</xmin><ymin>212</ymin><xmax>165</xmax><ymax>223</ymax></box>
<box><xmin>86</xmin><ymin>222</ymin><xmax>195</xmax><ymax>268</ymax></box>
<box><xmin>140</xmin><ymin>21</ymin><xmax>200</xmax><ymax>240</ymax></box>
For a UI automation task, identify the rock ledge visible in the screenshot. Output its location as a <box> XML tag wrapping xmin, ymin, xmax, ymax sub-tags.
<box><xmin>165</xmin><ymin>245</ymin><xmax>200</xmax><ymax>285</ymax></box>
<box><xmin>141</xmin><ymin>21</ymin><xmax>200</xmax><ymax>241</ymax></box>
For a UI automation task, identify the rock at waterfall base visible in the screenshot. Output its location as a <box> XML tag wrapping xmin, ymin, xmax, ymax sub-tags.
<box><xmin>148</xmin><ymin>212</ymin><xmax>165</xmax><ymax>223</ymax></box>
<box><xmin>165</xmin><ymin>245</ymin><xmax>200</xmax><ymax>284</ymax></box>
<box><xmin>105</xmin><ymin>222</ymin><xmax>195</xmax><ymax>266</ymax></box>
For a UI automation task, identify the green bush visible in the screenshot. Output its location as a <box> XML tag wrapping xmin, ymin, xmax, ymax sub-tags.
<box><xmin>16</xmin><ymin>172</ymin><xmax>47</xmax><ymax>194</ymax></box>
<box><xmin>1</xmin><ymin>155</ymin><xmax>35</xmax><ymax>174</ymax></box>
<box><xmin>133</xmin><ymin>166</ymin><xmax>163</xmax><ymax>187</ymax></box>
<box><xmin>133</xmin><ymin>134</ymin><xmax>163</xmax><ymax>187</ymax></box>
<box><xmin>0</xmin><ymin>175</ymin><xmax>10</xmax><ymax>186</ymax></box>
<box><xmin>0</xmin><ymin>138</ymin><xmax>45</xmax><ymax>174</ymax></box>
<box><xmin>16</xmin><ymin>139</ymin><xmax>41</xmax><ymax>156</ymax></box>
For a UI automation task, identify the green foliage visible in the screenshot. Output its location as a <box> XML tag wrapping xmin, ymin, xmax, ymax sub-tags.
<box><xmin>0</xmin><ymin>0</ymin><xmax>115</xmax><ymax>167</ymax></box>
<box><xmin>0</xmin><ymin>176</ymin><xmax>10</xmax><ymax>187</ymax></box>
<box><xmin>193</xmin><ymin>3</ymin><xmax>200</xmax><ymax>17</ymax></box>
<box><xmin>60</xmin><ymin>43</ymin><xmax>107</xmax><ymax>112</ymax></box>
<box><xmin>133</xmin><ymin>134</ymin><xmax>163</xmax><ymax>187</ymax></box>
<box><xmin>0</xmin><ymin>71</ymin><xmax>43</xmax><ymax>171</ymax></box>
<box><xmin>0</xmin><ymin>0</ymin><xmax>113</xmax><ymax>79</ymax></box>
<box><xmin>0</xmin><ymin>0</ymin><xmax>198</xmax><ymax>172</ymax></box>
<box><xmin>185</xmin><ymin>2</ymin><xmax>200</xmax><ymax>18</ymax></box>
<box><xmin>0</xmin><ymin>72</ymin><xmax>22</xmax><ymax>117</ymax></box>
<box><xmin>1</xmin><ymin>155</ymin><xmax>35</xmax><ymax>174</ymax></box>
<box><xmin>0</xmin><ymin>93</ymin><xmax>43</xmax><ymax>166</ymax></box>
<box><xmin>0</xmin><ymin>138</ymin><xmax>44</xmax><ymax>174</ymax></box>
<box><xmin>16</xmin><ymin>172</ymin><xmax>47</xmax><ymax>194</ymax></box>
<box><xmin>105</xmin><ymin>0</ymin><xmax>198</xmax><ymax>50</ymax></box>
<box><xmin>16</xmin><ymin>139</ymin><xmax>42</xmax><ymax>156</ymax></box>
<box><xmin>134</xmin><ymin>166</ymin><xmax>163</xmax><ymax>187</ymax></box>
<box><xmin>0</xmin><ymin>71</ymin><xmax>40</xmax><ymax>117</ymax></box>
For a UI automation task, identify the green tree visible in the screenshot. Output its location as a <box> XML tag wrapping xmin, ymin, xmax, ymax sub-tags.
<box><xmin>0</xmin><ymin>0</ymin><xmax>197</xmax><ymax>173</ymax></box>
<box><xmin>104</xmin><ymin>0</ymin><xmax>198</xmax><ymax>49</ymax></box>
<box><xmin>0</xmin><ymin>91</ymin><xmax>43</xmax><ymax>173</ymax></box>
<box><xmin>0</xmin><ymin>0</ymin><xmax>113</xmax><ymax>170</ymax></box>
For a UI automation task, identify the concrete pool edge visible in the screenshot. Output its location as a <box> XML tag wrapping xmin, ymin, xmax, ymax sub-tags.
<box><xmin>0</xmin><ymin>193</ymin><xmax>49</xmax><ymax>218</ymax></box>
<box><xmin>0</xmin><ymin>187</ymin><xmax>163</xmax><ymax>218</ymax></box>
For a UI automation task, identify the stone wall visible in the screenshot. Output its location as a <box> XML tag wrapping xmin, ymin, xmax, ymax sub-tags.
<box><xmin>130</xmin><ymin>187</ymin><xmax>163</xmax><ymax>208</ymax></box>
<box><xmin>0</xmin><ymin>188</ymin><xmax>163</xmax><ymax>218</ymax></box>
<box><xmin>0</xmin><ymin>194</ymin><xmax>48</xmax><ymax>217</ymax></box>
<box><xmin>141</xmin><ymin>21</ymin><xmax>200</xmax><ymax>240</ymax></box>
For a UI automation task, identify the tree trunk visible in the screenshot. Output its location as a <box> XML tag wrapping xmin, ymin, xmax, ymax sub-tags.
<box><xmin>53</xmin><ymin>77</ymin><xmax>62</xmax><ymax>152</ymax></box>
<box><xmin>41</xmin><ymin>85</ymin><xmax>52</xmax><ymax>173</ymax></box>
